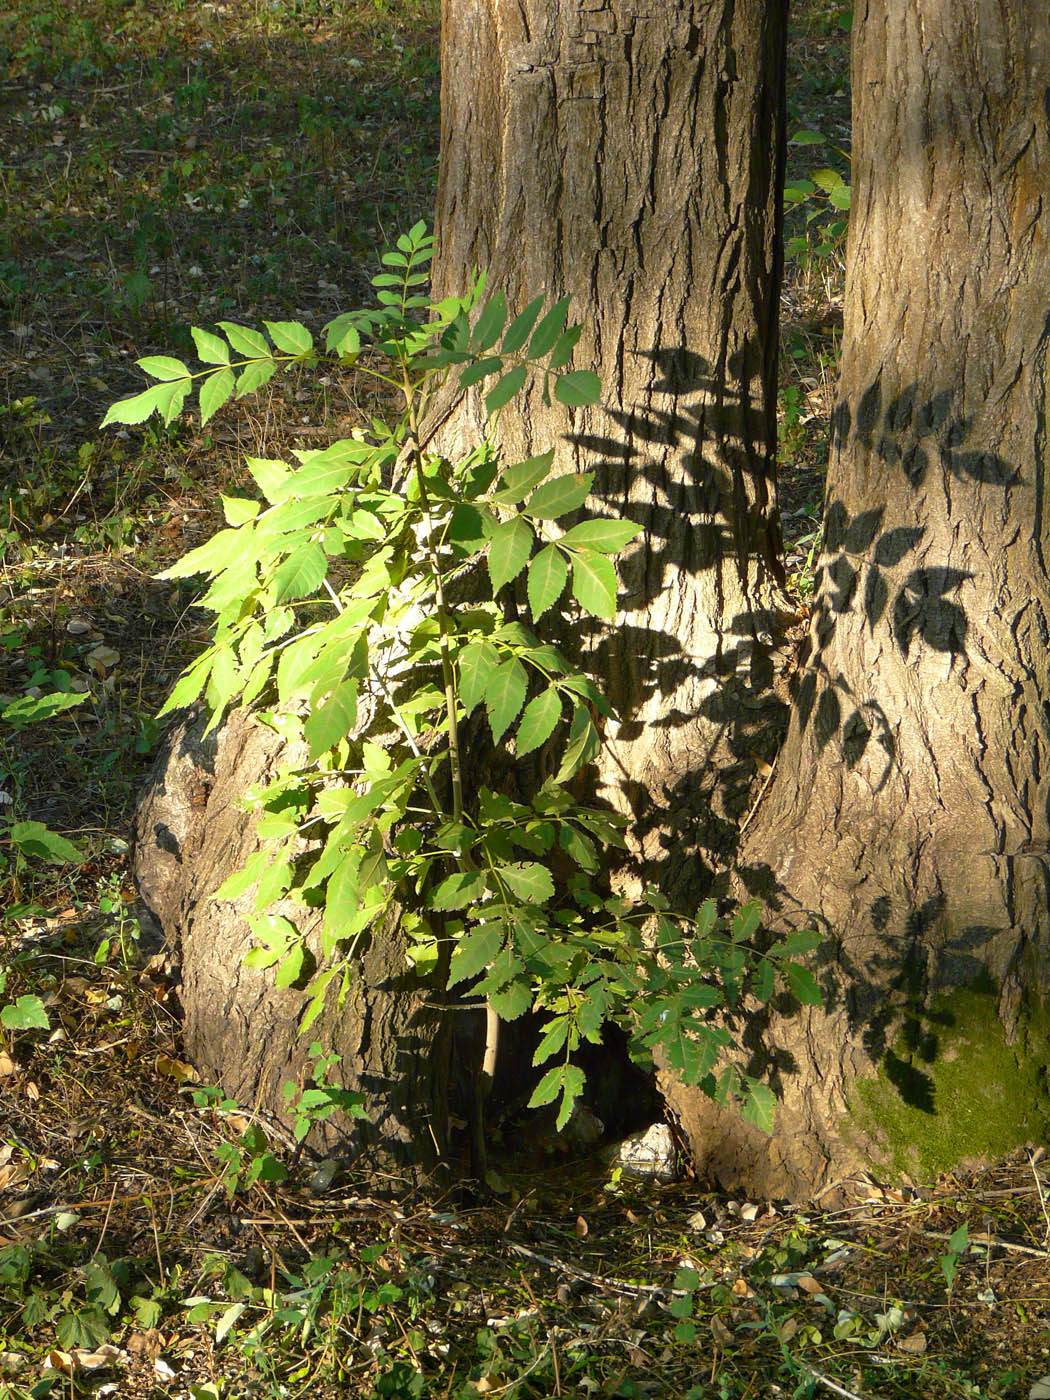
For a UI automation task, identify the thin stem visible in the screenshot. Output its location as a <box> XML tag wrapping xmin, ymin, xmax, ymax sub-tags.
<box><xmin>401</xmin><ymin>369</ymin><xmax>465</xmax><ymax>826</ymax></box>
<box><xmin>320</xmin><ymin>577</ymin><xmax>444</xmax><ymax>820</ymax></box>
<box><xmin>397</xmin><ymin>336</ymin><xmax>496</xmax><ymax>1181</ymax></box>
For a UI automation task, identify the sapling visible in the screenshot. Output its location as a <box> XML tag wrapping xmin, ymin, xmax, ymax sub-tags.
<box><xmin>104</xmin><ymin>223</ymin><xmax>822</xmax><ymax>1170</ymax></box>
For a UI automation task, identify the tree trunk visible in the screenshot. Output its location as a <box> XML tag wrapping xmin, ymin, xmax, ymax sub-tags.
<box><xmin>134</xmin><ymin>1</ymin><xmax>792</xmax><ymax>1186</ymax></box>
<box><xmin>134</xmin><ymin>708</ymin><xmax>453</xmax><ymax>1185</ymax></box>
<box><xmin>672</xmin><ymin>0</ymin><xmax>1050</xmax><ymax>1199</ymax></box>
<box><xmin>432</xmin><ymin>0</ymin><xmax>790</xmax><ymax>894</ymax></box>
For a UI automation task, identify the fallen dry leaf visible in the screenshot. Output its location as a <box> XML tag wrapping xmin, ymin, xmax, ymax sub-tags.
<box><xmin>155</xmin><ymin>1054</ymin><xmax>196</xmax><ymax>1083</ymax></box>
<box><xmin>87</xmin><ymin>645</ymin><xmax>120</xmax><ymax>670</ymax></box>
<box><xmin>126</xmin><ymin>1330</ymin><xmax>164</xmax><ymax>1359</ymax></box>
<box><xmin>710</xmin><ymin>1314</ymin><xmax>733</xmax><ymax>1344</ymax></box>
<box><xmin>0</xmin><ymin>1163</ymin><xmax>31</xmax><ymax>1192</ymax></box>
<box><xmin>897</xmin><ymin>1330</ymin><xmax>928</xmax><ymax>1354</ymax></box>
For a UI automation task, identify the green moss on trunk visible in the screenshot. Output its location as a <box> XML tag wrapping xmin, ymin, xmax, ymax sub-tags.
<box><xmin>850</xmin><ymin>981</ymin><xmax>1050</xmax><ymax>1180</ymax></box>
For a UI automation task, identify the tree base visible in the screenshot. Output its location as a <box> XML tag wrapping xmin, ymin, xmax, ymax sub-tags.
<box><xmin>133</xmin><ymin>708</ymin><xmax>453</xmax><ymax>1186</ymax></box>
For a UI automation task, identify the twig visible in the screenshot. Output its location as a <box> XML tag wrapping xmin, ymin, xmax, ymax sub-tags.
<box><xmin>738</xmin><ymin>757</ymin><xmax>777</xmax><ymax>837</ymax></box>
<box><xmin>0</xmin><ymin>1182</ymin><xmax>195</xmax><ymax>1230</ymax></box>
<box><xmin>91</xmin><ymin>1182</ymin><xmax>118</xmax><ymax>1260</ymax></box>
<box><xmin>918</xmin><ymin>1227</ymin><xmax>1049</xmax><ymax>1259</ymax></box>
<box><xmin>800</xmin><ymin>1367</ymin><xmax>869</xmax><ymax>1400</ymax></box>
<box><xmin>506</xmin><ymin>1241</ymin><xmax>678</xmax><ymax>1299</ymax></box>
<box><xmin>1029</xmin><ymin>1147</ymin><xmax>1050</xmax><ymax>1247</ymax></box>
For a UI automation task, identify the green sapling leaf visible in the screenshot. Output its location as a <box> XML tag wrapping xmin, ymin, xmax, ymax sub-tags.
<box><xmin>485</xmin><ymin>364</ymin><xmax>527</xmax><ymax>416</ymax></box>
<box><xmin>490</xmin><ymin>450</ymin><xmax>555</xmax><ymax>505</ymax></box>
<box><xmin>524</xmin><ymin>472</ymin><xmax>593</xmax><ymax>520</ymax></box>
<box><xmin>811</xmin><ymin>167</ymin><xmax>846</xmax><ymax>192</ymax></box>
<box><xmin>486</xmin><ymin>657</ymin><xmax>528</xmax><ymax>743</ymax></box>
<box><xmin>940</xmin><ymin>1223</ymin><xmax>969</xmax><ymax>1291</ymax></box>
<box><xmin>9</xmin><ymin>821</ymin><xmax>84</xmax><ymax>865</ymax></box>
<box><xmin>217</xmin><ymin>320</ymin><xmax>270</xmax><ymax>357</ymax></box>
<box><xmin>695</xmin><ymin>898</ymin><xmax>718</xmax><ymax>939</ymax></box>
<box><xmin>784</xmin><ymin>963</ymin><xmax>823</xmax><ymax>1006</ymax></box>
<box><xmin>304</xmin><ymin>682</ymin><xmax>359</xmax><ymax>760</ymax></box>
<box><xmin>323</xmin><ymin>849</ymin><xmax>363</xmax><ymax>931</ymax></box>
<box><xmin>245</xmin><ymin>457</ymin><xmax>291</xmax><ymax>502</ymax></box>
<box><xmin>487</xmin><ymin>515</ymin><xmax>533</xmax><ymax>593</ymax></box>
<box><xmin>553</xmin><ymin>705</ymin><xmax>600</xmax><ymax>783</ymax></box>
<box><xmin>459</xmin><ymin>355</ymin><xmax>503</xmax><ymax>388</ymax></box>
<box><xmin>221</xmin><ymin>494</ymin><xmax>261</xmax><ymax>526</ymax></box>
<box><xmin>137</xmin><ymin>355</ymin><xmax>191</xmax><ymax>381</ymax></box>
<box><xmin>500</xmin><ymin>293</ymin><xmax>545</xmax><ymax>354</ymax></box>
<box><xmin>528</xmin><ymin>297</ymin><xmax>571</xmax><ymax>358</ymax></box>
<box><xmin>272</xmin><ymin>542</ymin><xmax>328</xmax><ymax>601</ymax></box>
<box><xmin>0</xmin><ymin>994</ymin><xmax>50</xmax><ymax>1032</ymax></box>
<box><xmin>471</xmin><ymin>290</ymin><xmax>508</xmax><ymax>352</ymax></box>
<box><xmin>741</xmin><ymin>1081</ymin><xmax>777</xmax><ymax>1135</ymax></box>
<box><xmin>199</xmin><ymin>367</ymin><xmax>236</xmax><ymax>426</ymax></box>
<box><xmin>559</xmin><ymin>518</ymin><xmax>641</xmax><ymax>553</ymax></box>
<box><xmin>263</xmin><ymin>320</ymin><xmax>314</xmax><ymax>356</ymax></box>
<box><xmin>570</xmin><ymin>549</ymin><xmax>617</xmax><ymax>619</ymax></box>
<box><xmin>731</xmin><ymin>901</ymin><xmax>762</xmax><ymax>942</ymax></box>
<box><xmin>100</xmin><ymin>379</ymin><xmax>189</xmax><ymax>428</ymax></box>
<box><xmin>432</xmin><ymin>870</ymin><xmax>488</xmax><ymax>912</ymax></box>
<box><xmin>273</xmin><ymin>943</ymin><xmax>307</xmax><ymax>990</ymax></box>
<box><xmin>190</xmin><ymin>327</ymin><xmax>231</xmax><ymax>365</ymax></box>
<box><xmin>1</xmin><ymin>691</ymin><xmax>88</xmax><ymax>726</ymax></box>
<box><xmin>236</xmin><ymin>360</ymin><xmax>278</xmax><ymax>397</ymax></box>
<box><xmin>547</xmin><ymin>324</ymin><xmax>582</xmax><ymax>369</ymax></box>
<box><xmin>448</xmin><ymin>922</ymin><xmax>505</xmax><ymax>986</ymax></box>
<box><xmin>527</xmin><ymin>544</ymin><xmax>568</xmax><ymax>618</ymax></box>
<box><xmin>497</xmin><ymin>862</ymin><xmax>555</xmax><ymax>904</ymax></box>
<box><xmin>553</xmin><ymin>369</ymin><xmax>601</xmax><ymax>407</ymax></box>
<box><xmin>458</xmin><ymin>640</ymin><xmax>501</xmax><ymax>714</ymax></box>
<box><xmin>515</xmin><ymin>688</ymin><xmax>562</xmax><ymax>757</ymax></box>
<box><xmin>532</xmin><ymin>1016</ymin><xmax>570</xmax><ymax>1066</ymax></box>
<box><xmin>215</xmin><ymin>849</ymin><xmax>271</xmax><ymax>901</ymax></box>
<box><xmin>489</xmin><ymin>977</ymin><xmax>533</xmax><ymax>1021</ymax></box>
<box><xmin>529</xmin><ymin>1062</ymin><xmax>585</xmax><ymax>1133</ymax></box>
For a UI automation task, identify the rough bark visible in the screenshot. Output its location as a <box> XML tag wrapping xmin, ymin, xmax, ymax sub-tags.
<box><xmin>132</xmin><ymin>2</ymin><xmax>792</xmax><ymax>1185</ymax></box>
<box><xmin>670</xmin><ymin>0</ymin><xmax>1050</xmax><ymax>1199</ymax></box>
<box><xmin>134</xmin><ymin>708</ymin><xmax>453</xmax><ymax>1184</ymax></box>
<box><xmin>432</xmin><ymin>0</ymin><xmax>791</xmax><ymax>894</ymax></box>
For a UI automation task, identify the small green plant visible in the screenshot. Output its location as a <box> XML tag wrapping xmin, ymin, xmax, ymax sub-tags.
<box><xmin>190</xmin><ymin>1085</ymin><xmax>288</xmax><ymax>1195</ymax></box>
<box><xmin>104</xmin><ymin>224</ymin><xmax>821</xmax><ymax>1143</ymax></box>
<box><xmin>94</xmin><ymin>874</ymin><xmax>142</xmax><ymax>967</ymax></box>
<box><xmin>1</xmin><ymin>687</ymin><xmax>87</xmax><ymax>913</ymax></box>
<box><xmin>284</xmin><ymin>1042</ymin><xmax>368</xmax><ymax>1146</ymax></box>
<box><xmin>940</xmin><ymin>1221</ymin><xmax>969</xmax><ymax>1294</ymax></box>
<box><xmin>0</xmin><ymin>976</ymin><xmax>49</xmax><ymax>1035</ymax></box>
<box><xmin>785</xmin><ymin>129</ymin><xmax>851</xmax><ymax>266</ymax></box>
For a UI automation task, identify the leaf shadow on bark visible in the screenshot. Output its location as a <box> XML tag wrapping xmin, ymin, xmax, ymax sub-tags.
<box><xmin>553</xmin><ymin>343</ymin><xmax>791</xmax><ymax>907</ymax></box>
<box><xmin>730</xmin><ymin>372</ymin><xmax>1033</xmax><ymax>1117</ymax></box>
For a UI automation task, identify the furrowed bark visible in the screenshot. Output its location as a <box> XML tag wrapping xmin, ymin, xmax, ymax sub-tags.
<box><xmin>672</xmin><ymin>0</ymin><xmax>1050</xmax><ymax>1199</ymax></box>
<box><xmin>433</xmin><ymin>0</ymin><xmax>791</xmax><ymax>896</ymax></box>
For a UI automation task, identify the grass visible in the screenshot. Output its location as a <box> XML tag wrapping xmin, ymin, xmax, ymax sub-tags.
<box><xmin>1</xmin><ymin>1</ymin><xmax>1048</xmax><ymax>1397</ymax></box>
